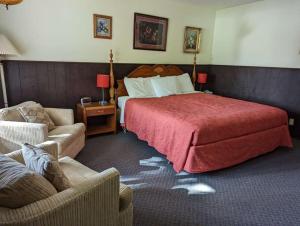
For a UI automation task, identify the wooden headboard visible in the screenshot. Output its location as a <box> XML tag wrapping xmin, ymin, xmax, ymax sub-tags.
<box><xmin>116</xmin><ymin>64</ymin><xmax>184</xmax><ymax>97</ymax></box>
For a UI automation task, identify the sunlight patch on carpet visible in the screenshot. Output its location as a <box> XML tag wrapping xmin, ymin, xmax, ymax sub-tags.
<box><xmin>120</xmin><ymin>176</ymin><xmax>141</xmax><ymax>183</ymax></box>
<box><xmin>172</xmin><ymin>183</ymin><xmax>216</xmax><ymax>195</ymax></box>
<box><xmin>127</xmin><ymin>183</ymin><xmax>148</xmax><ymax>189</ymax></box>
<box><xmin>139</xmin><ymin>156</ymin><xmax>167</xmax><ymax>175</ymax></box>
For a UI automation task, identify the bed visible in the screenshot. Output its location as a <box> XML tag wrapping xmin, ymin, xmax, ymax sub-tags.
<box><xmin>116</xmin><ymin>65</ymin><xmax>293</xmax><ymax>173</ymax></box>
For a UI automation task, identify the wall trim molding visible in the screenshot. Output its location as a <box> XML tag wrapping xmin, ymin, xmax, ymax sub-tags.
<box><xmin>5</xmin><ymin>60</ymin><xmax>300</xmax><ymax>71</ymax></box>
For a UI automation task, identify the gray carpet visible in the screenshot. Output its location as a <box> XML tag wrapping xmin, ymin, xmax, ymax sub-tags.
<box><xmin>76</xmin><ymin>132</ymin><xmax>300</xmax><ymax>226</ymax></box>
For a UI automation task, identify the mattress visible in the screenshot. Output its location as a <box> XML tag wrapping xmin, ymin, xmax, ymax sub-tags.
<box><xmin>124</xmin><ymin>93</ymin><xmax>293</xmax><ymax>172</ymax></box>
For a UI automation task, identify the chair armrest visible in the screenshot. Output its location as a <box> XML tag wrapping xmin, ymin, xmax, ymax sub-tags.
<box><xmin>5</xmin><ymin>141</ymin><xmax>59</xmax><ymax>164</ymax></box>
<box><xmin>45</xmin><ymin>108</ymin><xmax>74</xmax><ymax>126</ymax></box>
<box><xmin>0</xmin><ymin>168</ymin><xmax>120</xmax><ymax>226</ymax></box>
<box><xmin>119</xmin><ymin>183</ymin><xmax>133</xmax><ymax>211</ymax></box>
<box><xmin>0</xmin><ymin>121</ymin><xmax>48</xmax><ymax>146</ymax></box>
<box><xmin>0</xmin><ymin>137</ymin><xmax>21</xmax><ymax>154</ymax></box>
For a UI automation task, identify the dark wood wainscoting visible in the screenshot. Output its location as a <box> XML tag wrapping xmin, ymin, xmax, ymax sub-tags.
<box><xmin>209</xmin><ymin>65</ymin><xmax>300</xmax><ymax>137</ymax></box>
<box><xmin>1</xmin><ymin>61</ymin><xmax>299</xmax><ymax>137</ymax></box>
<box><xmin>2</xmin><ymin>60</ymin><xmax>209</xmax><ymax>109</ymax></box>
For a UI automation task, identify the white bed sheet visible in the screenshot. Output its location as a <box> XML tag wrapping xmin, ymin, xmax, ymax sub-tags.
<box><xmin>118</xmin><ymin>96</ymin><xmax>131</xmax><ymax>124</ymax></box>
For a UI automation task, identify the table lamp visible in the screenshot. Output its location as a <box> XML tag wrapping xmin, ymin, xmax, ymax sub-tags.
<box><xmin>0</xmin><ymin>34</ymin><xmax>19</xmax><ymax>108</ymax></box>
<box><xmin>0</xmin><ymin>0</ymin><xmax>23</xmax><ymax>10</ymax></box>
<box><xmin>197</xmin><ymin>73</ymin><xmax>207</xmax><ymax>92</ymax></box>
<box><xmin>97</xmin><ymin>74</ymin><xmax>110</xmax><ymax>105</ymax></box>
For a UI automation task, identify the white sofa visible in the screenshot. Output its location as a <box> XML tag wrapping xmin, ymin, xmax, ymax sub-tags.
<box><xmin>0</xmin><ymin>101</ymin><xmax>85</xmax><ymax>158</ymax></box>
<box><xmin>0</xmin><ymin>141</ymin><xmax>133</xmax><ymax>226</ymax></box>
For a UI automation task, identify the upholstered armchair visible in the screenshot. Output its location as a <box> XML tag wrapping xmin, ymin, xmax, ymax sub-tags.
<box><xmin>0</xmin><ymin>141</ymin><xmax>133</xmax><ymax>226</ymax></box>
<box><xmin>0</xmin><ymin>101</ymin><xmax>85</xmax><ymax>158</ymax></box>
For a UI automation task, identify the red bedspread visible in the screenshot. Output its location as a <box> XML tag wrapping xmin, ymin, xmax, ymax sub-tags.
<box><xmin>124</xmin><ymin>93</ymin><xmax>292</xmax><ymax>172</ymax></box>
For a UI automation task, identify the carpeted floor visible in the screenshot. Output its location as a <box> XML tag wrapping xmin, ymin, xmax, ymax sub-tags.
<box><xmin>76</xmin><ymin>132</ymin><xmax>300</xmax><ymax>226</ymax></box>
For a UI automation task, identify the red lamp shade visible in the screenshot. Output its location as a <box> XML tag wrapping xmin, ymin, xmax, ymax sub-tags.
<box><xmin>198</xmin><ymin>73</ymin><xmax>207</xmax><ymax>84</ymax></box>
<box><xmin>97</xmin><ymin>74</ymin><xmax>110</xmax><ymax>88</ymax></box>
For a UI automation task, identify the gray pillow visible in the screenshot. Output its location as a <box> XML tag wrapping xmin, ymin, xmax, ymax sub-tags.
<box><xmin>22</xmin><ymin>144</ymin><xmax>71</xmax><ymax>192</ymax></box>
<box><xmin>0</xmin><ymin>154</ymin><xmax>57</xmax><ymax>209</ymax></box>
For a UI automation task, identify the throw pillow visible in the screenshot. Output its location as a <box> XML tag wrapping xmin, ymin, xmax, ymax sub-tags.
<box><xmin>0</xmin><ymin>109</ymin><xmax>25</xmax><ymax>122</ymax></box>
<box><xmin>22</xmin><ymin>143</ymin><xmax>71</xmax><ymax>192</ymax></box>
<box><xmin>0</xmin><ymin>154</ymin><xmax>57</xmax><ymax>208</ymax></box>
<box><xmin>0</xmin><ymin>101</ymin><xmax>40</xmax><ymax>122</ymax></box>
<box><xmin>18</xmin><ymin>106</ymin><xmax>55</xmax><ymax>131</ymax></box>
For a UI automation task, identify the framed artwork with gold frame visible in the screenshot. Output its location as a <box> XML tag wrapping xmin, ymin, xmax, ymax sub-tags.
<box><xmin>183</xmin><ymin>26</ymin><xmax>202</xmax><ymax>53</ymax></box>
<box><xmin>93</xmin><ymin>14</ymin><xmax>112</xmax><ymax>39</ymax></box>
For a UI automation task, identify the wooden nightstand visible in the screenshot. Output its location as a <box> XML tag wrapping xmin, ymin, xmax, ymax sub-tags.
<box><xmin>77</xmin><ymin>102</ymin><xmax>117</xmax><ymax>136</ymax></box>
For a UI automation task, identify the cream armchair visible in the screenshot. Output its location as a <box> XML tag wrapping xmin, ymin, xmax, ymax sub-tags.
<box><xmin>0</xmin><ymin>141</ymin><xmax>133</xmax><ymax>226</ymax></box>
<box><xmin>0</xmin><ymin>102</ymin><xmax>85</xmax><ymax>158</ymax></box>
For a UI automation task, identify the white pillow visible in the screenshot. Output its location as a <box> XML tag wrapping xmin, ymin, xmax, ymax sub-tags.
<box><xmin>143</xmin><ymin>76</ymin><xmax>160</xmax><ymax>97</ymax></box>
<box><xmin>124</xmin><ymin>76</ymin><xmax>159</xmax><ymax>98</ymax></box>
<box><xmin>151</xmin><ymin>76</ymin><xmax>178</xmax><ymax>97</ymax></box>
<box><xmin>176</xmin><ymin>73</ymin><xmax>195</xmax><ymax>94</ymax></box>
<box><xmin>124</xmin><ymin>77</ymin><xmax>145</xmax><ymax>97</ymax></box>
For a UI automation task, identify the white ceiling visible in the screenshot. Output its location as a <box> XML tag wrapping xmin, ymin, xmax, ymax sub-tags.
<box><xmin>177</xmin><ymin>0</ymin><xmax>262</xmax><ymax>9</ymax></box>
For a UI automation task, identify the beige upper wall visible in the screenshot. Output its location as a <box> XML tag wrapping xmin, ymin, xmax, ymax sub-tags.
<box><xmin>212</xmin><ymin>0</ymin><xmax>300</xmax><ymax>68</ymax></box>
<box><xmin>0</xmin><ymin>0</ymin><xmax>216</xmax><ymax>64</ymax></box>
<box><xmin>2</xmin><ymin>0</ymin><xmax>299</xmax><ymax>68</ymax></box>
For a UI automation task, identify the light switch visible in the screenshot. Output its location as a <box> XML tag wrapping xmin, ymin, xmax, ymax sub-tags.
<box><xmin>289</xmin><ymin>118</ymin><xmax>295</xmax><ymax>126</ymax></box>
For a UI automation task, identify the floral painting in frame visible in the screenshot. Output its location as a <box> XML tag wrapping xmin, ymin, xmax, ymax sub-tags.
<box><xmin>94</xmin><ymin>14</ymin><xmax>112</xmax><ymax>39</ymax></box>
<box><xmin>183</xmin><ymin>26</ymin><xmax>202</xmax><ymax>53</ymax></box>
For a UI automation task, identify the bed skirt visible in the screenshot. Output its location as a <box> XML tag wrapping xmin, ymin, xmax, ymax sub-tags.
<box><xmin>182</xmin><ymin>125</ymin><xmax>293</xmax><ymax>173</ymax></box>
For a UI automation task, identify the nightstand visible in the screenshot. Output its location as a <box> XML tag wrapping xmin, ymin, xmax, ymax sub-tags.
<box><xmin>76</xmin><ymin>102</ymin><xmax>117</xmax><ymax>136</ymax></box>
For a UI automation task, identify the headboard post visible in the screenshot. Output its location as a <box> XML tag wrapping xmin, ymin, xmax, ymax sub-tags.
<box><xmin>192</xmin><ymin>53</ymin><xmax>197</xmax><ymax>86</ymax></box>
<box><xmin>109</xmin><ymin>49</ymin><xmax>115</xmax><ymax>104</ymax></box>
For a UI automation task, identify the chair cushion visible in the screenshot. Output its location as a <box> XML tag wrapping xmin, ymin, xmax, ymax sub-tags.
<box><xmin>18</xmin><ymin>105</ymin><xmax>56</xmax><ymax>131</ymax></box>
<box><xmin>59</xmin><ymin>156</ymin><xmax>98</xmax><ymax>186</ymax></box>
<box><xmin>22</xmin><ymin>143</ymin><xmax>71</xmax><ymax>192</ymax></box>
<box><xmin>48</xmin><ymin>123</ymin><xmax>85</xmax><ymax>155</ymax></box>
<box><xmin>0</xmin><ymin>154</ymin><xmax>57</xmax><ymax>208</ymax></box>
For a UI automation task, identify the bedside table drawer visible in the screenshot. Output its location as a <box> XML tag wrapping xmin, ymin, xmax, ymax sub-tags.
<box><xmin>86</xmin><ymin>108</ymin><xmax>114</xmax><ymax>116</ymax></box>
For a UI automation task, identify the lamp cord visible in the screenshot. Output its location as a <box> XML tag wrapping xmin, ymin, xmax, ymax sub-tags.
<box><xmin>102</xmin><ymin>88</ymin><xmax>105</xmax><ymax>103</ymax></box>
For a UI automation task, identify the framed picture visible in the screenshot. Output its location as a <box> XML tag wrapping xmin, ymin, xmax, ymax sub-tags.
<box><xmin>93</xmin><ymin>14</ymin><xmax>112</xmax><ymax>39</ymax></box>
<box><xmin>133</xmin><ymin>13</ymin><xmax>168</xmax><ymax>51</ymax></box>
<box><xmin>183</xmin><ymin>26</ymin><xmax>202</xmax><ymax>53</ymax></box>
